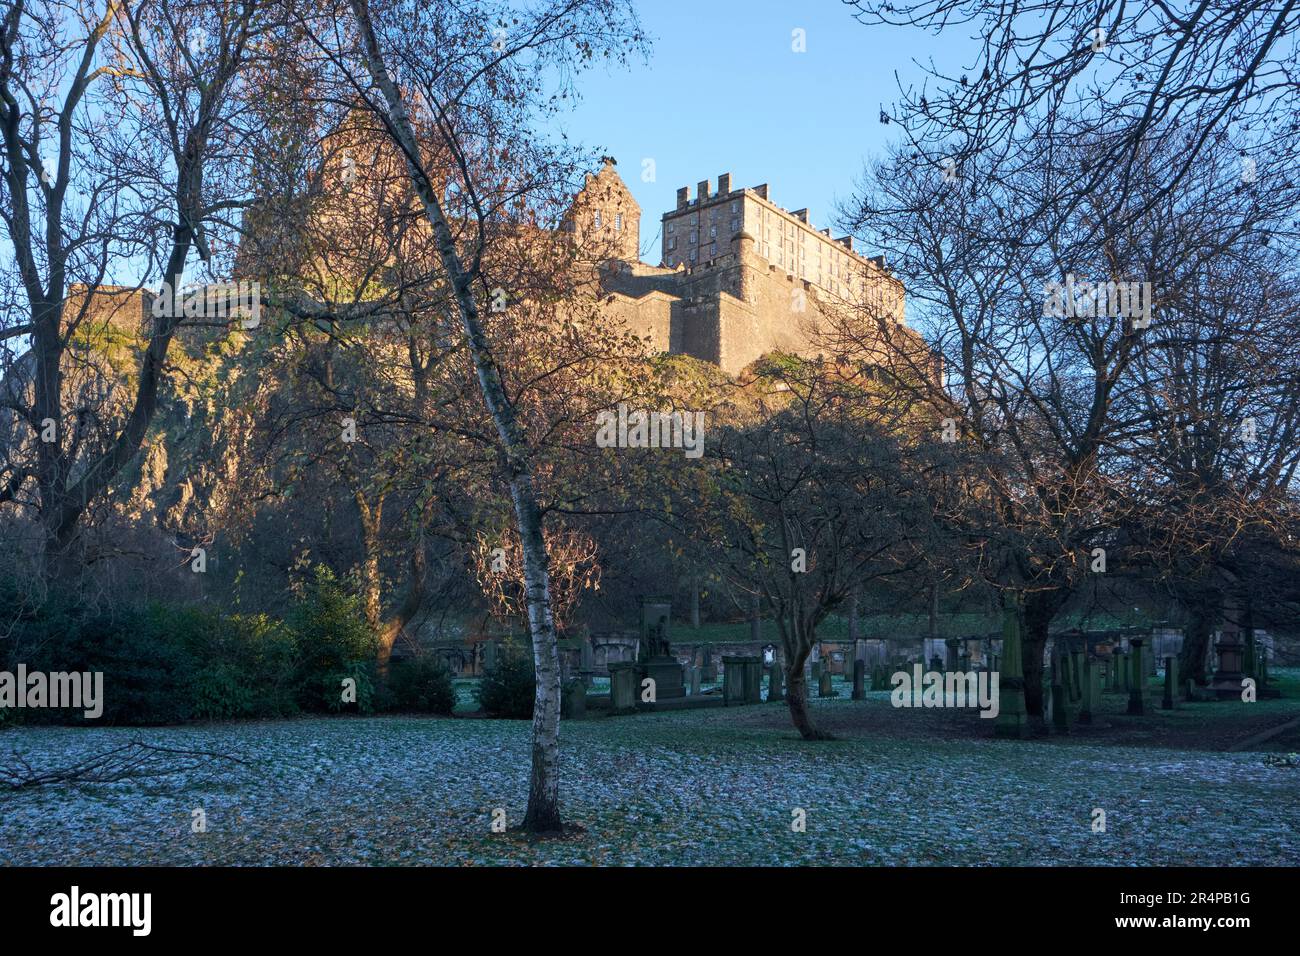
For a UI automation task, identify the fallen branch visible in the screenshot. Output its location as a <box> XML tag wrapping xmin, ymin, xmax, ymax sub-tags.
<box><xmin>0</xmin><ymin>740</ymin><xmax>249</xmax><ymax>789</ymax></box>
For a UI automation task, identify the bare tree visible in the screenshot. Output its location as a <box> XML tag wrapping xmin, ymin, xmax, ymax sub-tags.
<box><xmin>281</xmin><ymin>0</ymin><xmax>644</xmax><ymax>834</ymax></box>
<box><xmin>0</xmin><ymin>0</ymin><xmax>267</xmax><ymax>583</ymax></box>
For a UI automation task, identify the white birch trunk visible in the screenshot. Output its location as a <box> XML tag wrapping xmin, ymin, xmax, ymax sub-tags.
<box><xmin>348</xmin><ymin>0</ymin><xmax>563</xmax><ymax>831</ymax></box>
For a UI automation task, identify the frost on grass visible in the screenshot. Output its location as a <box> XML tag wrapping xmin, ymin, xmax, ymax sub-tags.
<box><xmin>0</xmin><ymin>703</ymin><xmax>1296</xmax><ymax>866</ymax></box>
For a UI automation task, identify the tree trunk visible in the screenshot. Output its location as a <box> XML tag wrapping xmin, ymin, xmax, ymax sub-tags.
<box><xmin>354</xmin><ymin>491</ymin><xmax>384</xmax><ymax>635</ymax></box>
<box><xmin>1022</xmin><ymin>590</ymin><xmax>1057</xmax><ymax>720</ymax></box>
<box><xmin>784</xmin><ymin>641</ymin><xmax>832</xmax><ymax>740</ymax></box>
<box><xmin>514</xmin><ymin>485</ymin><xmax>563</xmax><ymax>834</ymax></box>
<box><xmin>848</xmin><ymin>586</ymin><xmax>859</xmax><ymax>642</ymax></box>
<box><xmin>378</xmin><ymin>515</ymin><xmax>430</xmax><ymax>674</ymax></box>
<box><xmin>1179</xmin><ymin>601</ymin><xmax>1215</xmax><ymax>686</ymax></box>
<box><xmin>690</xmin><ymin>570</ymin><xmax>700</xmax><ymax>629</ymax></box>
<box><xmin>349</xmin><ymin>0</ymin><xmax>563</xmax><ymax>834</ymax></box>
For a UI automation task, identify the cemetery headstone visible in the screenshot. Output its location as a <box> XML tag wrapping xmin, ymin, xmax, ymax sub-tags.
<box><xmin>1127</xmin><ymin>640</ymin><xmax>1146</xmax><ymax>715</ymax></box>
<box><xmin>562</xmin><ymin>678</ymin><xmax>587</xmax><ymax>719</ymax></box>
<box><xmin>608</xmin><ymin>662</ymin><xmax>637</xmax><ymax>715</ymax></box>
<box><xmin>818</xmin><ymin>669</ymin><xmax>835</xmax><ymax>698</ymax></box>
<box><xmin>638</xmin><ymin>597</ymin><xmax>685</xmax><ymax>699</ymax></box>
<box><xmin>1050</xmin><ymin>681</ymin><xmax>1069</xmax><ymax>734</ymax></box>
<box><xmin>690</xmin><ymin>664</ymin><xmax>702</xmax><ymax>696</ymax></box>
<box><xmin>852</xmin><ymin>659</ymin><xmax>866</xmax><ymax>700</ymax></box>
<box><xmin>700</xmin><ymin>648</ymin><xmax>717</xmax><ymax>683</ymax></box>
<box><xmin>1050</xmin><ymin>646</ymin><xmax>1069</xmax><ymax>734</ymax></box>
<box><xmin>1162</xmin><ymin>656</ymin><xmax>1178</xmax><ymax>710</ymax></box>
<box><xmin>768</xmin><ymin>662</ymin><xmax>784</xmax><ymax>702</ymax></box>
<box><xmin>1078</xmin><ymin>659</ymin><xmax>1095</xmax><ymax>725</ymax></box>
<box><xmin>723</xmin><ymin>655</ymin><xmax>762</xmax><ymax>705</ymax></box>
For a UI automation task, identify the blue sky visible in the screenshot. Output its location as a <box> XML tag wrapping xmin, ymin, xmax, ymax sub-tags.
<box><xmin>553</xmin><ymin>0</ymin><xmax>979</xmax><ymax>257</ymax></box>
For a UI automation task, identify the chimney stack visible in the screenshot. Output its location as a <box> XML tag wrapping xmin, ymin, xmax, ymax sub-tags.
<box><xmin>676</xmin><ymin>186</ymin><xmax>690</xmax><ymax>210</ymax></box>
<box><xmin>717</xmin><ymin>173</ymin><xmax>732</xmax><ymax>195</ymax></box>
<box><xmin>698</xmin><ymin>179</ymin><xmax>711</xmax><ymax>202</ymax></box>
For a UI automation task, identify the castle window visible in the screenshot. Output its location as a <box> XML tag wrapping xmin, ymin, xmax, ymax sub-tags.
<box><xmin>731</xmin><ymin>201</ymin><xmax>739</xmax><ymax>213</ymax></box>
<box><xmin>668</xmin><ymin>222</ymin><xmax>675</xmax><ymax>234</ymax></box>
<box><xmin>594</xmin><ymin>210</ymin><xmax>602</xmax><ymax>229</ymax></box>
<box><xmin>709</xmin><ymin>226</ymin><xmax>716</xmax><ymax>239</ymax></box>
<box><xmin>690</xmin><ymin>231</ymin><xmax>697</xmax><ymax>244</ymax></box>
<box><xmin>668</xmin><ymin>237</ymin><xmax>676</xmax><ymax>251</ymax></box>
<box><xmin>615</xmin><ymin>214</ymin><xmax>623</xmax><ymax>233</ymax></box>
<box><xmin>731</xmin><ymin>218</ymin><xmax>739</xmax><ymax>233</ymax></box>
<box><xmin>710</xmin><ymin>242</ymin><xmax>717</xmax><ymax>257</ymax></box>
<box><xmin>689</xmin><ymin>250</ymin><xmax>697</xmax><ymax>262</ymax></box>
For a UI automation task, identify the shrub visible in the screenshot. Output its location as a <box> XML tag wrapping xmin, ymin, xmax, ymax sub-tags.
<box><xmin>287</xmin><ymin>566</ymin><xmax>377</xmax><ymax>712</ymax></box>
<box><xmin>385</xmin><ymin>655</ymin><xmax>455</xmax><ymax>714</ymax></box>
<box><xmin>475</xmin><ymin>640</ymin><xmax>536</xmax><ymax>718</ymax></box>
<box><xmin>189</xmin><ymin>661</ymin><xmax>255</xmax><ymax>720</ymax></box>
<box><xmin>38</xmin><ymin>603</ymin><xmax>197</xmax><ymax>724</ymax></box>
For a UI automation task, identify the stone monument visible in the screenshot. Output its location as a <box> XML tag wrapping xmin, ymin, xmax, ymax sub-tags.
<box><xmin>637</xmin><ymin>596</ymin><xmax>685</xmax><ymax>700</ymax></box>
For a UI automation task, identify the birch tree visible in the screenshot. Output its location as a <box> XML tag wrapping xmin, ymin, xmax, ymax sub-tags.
<box><xmin>298</xmin><ymin>0</ymin><xmax>642</xmax><ymax>833</ymax></box>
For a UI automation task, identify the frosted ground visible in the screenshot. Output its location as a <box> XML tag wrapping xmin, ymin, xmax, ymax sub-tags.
<box><xmin>2</xmin><ymin>683</ymin><xmax>1298</xmax><ymax>866</ymax></box>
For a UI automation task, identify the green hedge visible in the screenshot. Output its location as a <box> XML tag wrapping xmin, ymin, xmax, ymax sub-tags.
<box><xmin>0</xmin><ymin>567</ymin><xmax>446</xmax><ymax>725</ymax></box>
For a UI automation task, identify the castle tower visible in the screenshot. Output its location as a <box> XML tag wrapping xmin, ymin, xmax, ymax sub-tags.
<box><xmin>567</xmin><ymin>157</ymin><xmax>640</xmax><ymax>263</ymax></box>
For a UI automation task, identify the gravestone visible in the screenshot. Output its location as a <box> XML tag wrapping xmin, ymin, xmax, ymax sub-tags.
<box><xmin>723</xmin><ymin>655</ymin><xmax>762</xmax><ymax>705</ymax></box>
<box><xmin>811</xmin><ymin>661</ymin><xmax>823</xmax><ymax>683</ymax></box>
<box><xmin>993</xmin><ymin>591</ymin><xmax>1028</xmax><ymax>739</ymax></box>
<box><xmin>945</xmin><ymin>638</ymin><xmax>961</xmax><ymax>672</ymax></box>
<box><xmin>852</xmin><ymin>659</ymin><xmax>866</xmax><ymax>700</ymax></box>
<box><xmin>1162</xmin><ymin>656</ymin><xmax>1178</xmax><ymax>710</ymax></box>
<box><xmin>1078</xmin><ymin>660</ymin><xmax>1095</xmax><ymax>725</ymax></box>
<box><xmin>1050</xmin><ymin>682</ymin><xmax>1068</xmax><ymax>733</ymax></box>
<box><xmin>608</xmin><ymin>662</ymin><xmax>638</xmax><ymax>715</ymax></box>
<box><xmin>689</xmin><ymin>664</ymin><xmax>701</xmax><ymax>696</ymax></box>
<box><xmin>1126</xmin><ymin>640</ymin><xmax>1146</xmax><ymax>715</ymax></box>
<box><xmin>483</xmin><ymin>640</ymin><xmax>498</xmax><ymax>673</ymax></box>
<box><xmin>1050</xmin><ymin>646</ymin><xmax>1069</xmax><ymax>734</ymax></box>
<box><xmin>638</xmin><ymin>597</ymin><xmax>685</xmax><ymax>699</ymax></box>
<box><xmin>1209</xmin><ymin>630</ymin><xmax>1246</xmax><ymax>699</ymax></box>
<box><xmin>579</xmin><ymin>639</ymin><xmax>595</xmax><ymax>686</ymax></box>
<box><xmin>768</xmin><ymin>662</ymin><xmax>784</xmax><ymax>702</ymax></box>
<box><xmin>818</xmin><ymin>669</ymin><xmax>835</xmax><ymax>698</ymax></box>
<box><xmin>700</xmin><ymin>648</ymin><xmax>717</xmax><ymax>683</ymax></box>
<box><xmin>561</xmin><ymin>678</ymin><xmax>587</xmax><ymax>719</ymax></box>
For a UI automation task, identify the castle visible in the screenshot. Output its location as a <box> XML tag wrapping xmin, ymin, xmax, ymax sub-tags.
<box><xmin>40</xmin><ymin>154</ymin><xmax>920</xmax><ymax>381</ymax></box>
<box><xmin>566</xmin><ymin>159</ymin><xmax>914</xmax><ymax>375</ymax></box>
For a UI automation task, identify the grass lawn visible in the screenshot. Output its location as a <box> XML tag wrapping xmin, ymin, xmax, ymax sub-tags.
<box><xmin>3</xmin><ymin>675</ymin><xmax>1298</xmax><ymax>866</ymax></box>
